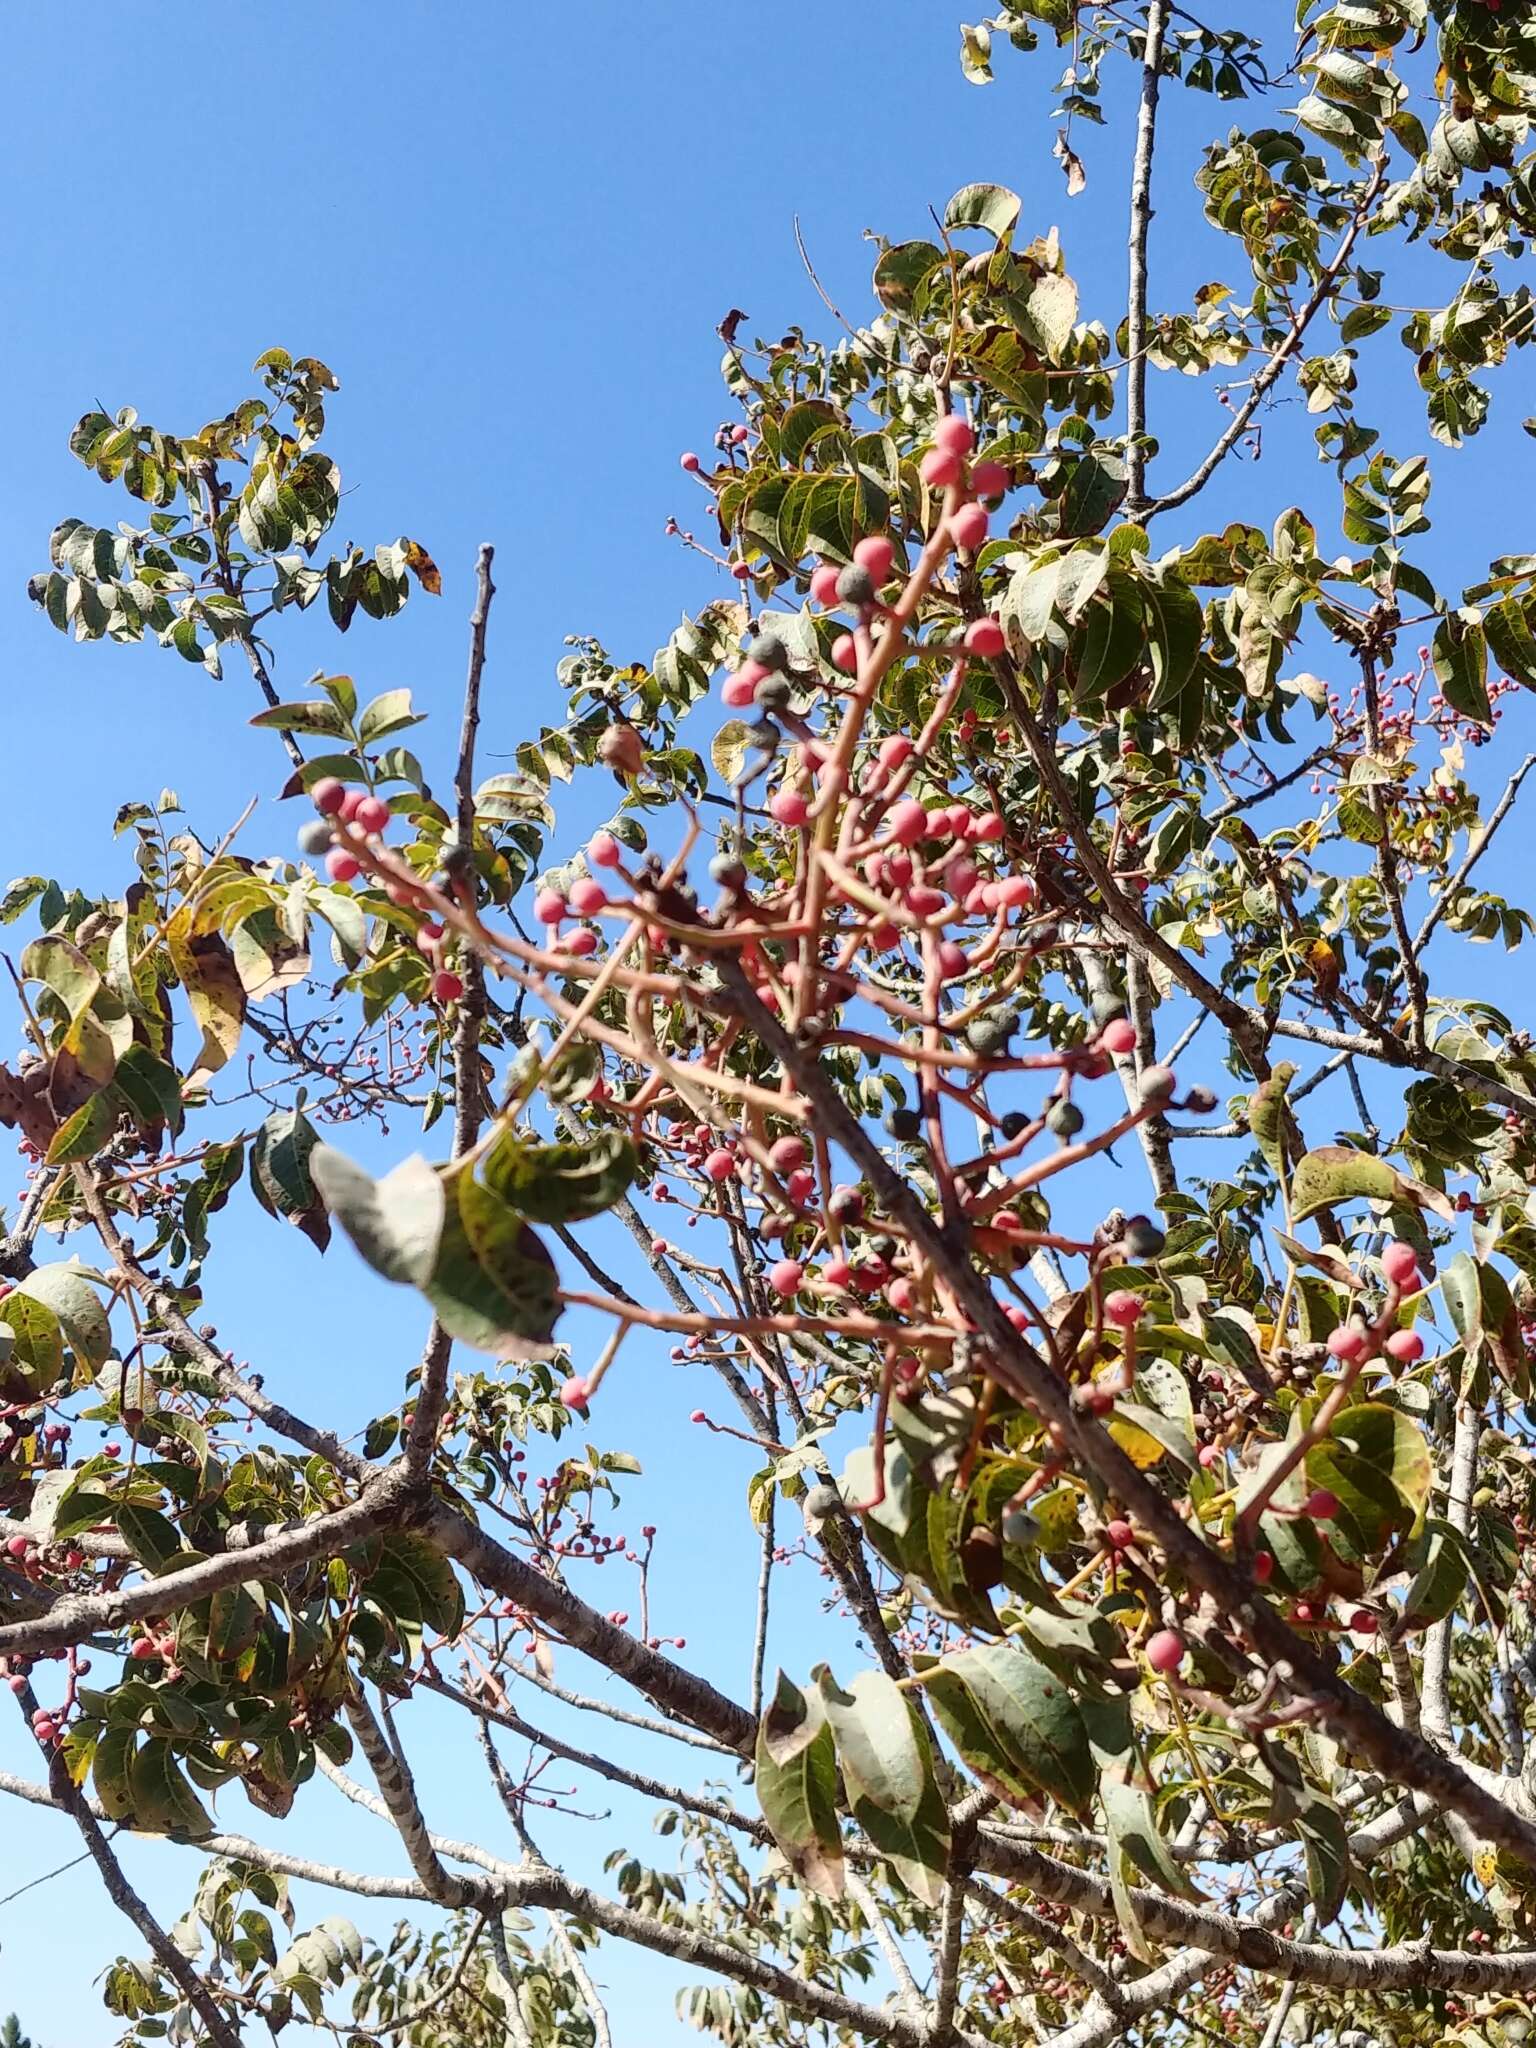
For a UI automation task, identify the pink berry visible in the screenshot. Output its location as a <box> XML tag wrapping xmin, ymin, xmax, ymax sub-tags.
<box><xmin>878</xmin><ymin>735</ymin><xmax>914</xmax><ymax>772</ymax></box>
<box><xmin>786</xmin><ymin>1168</ymin><xmax>816</xmax><ymax>1207</ymax></box>
<box><xmin>312</xmin><ymin>776</ymin><xmax>346</xmax><ymax>816</ymax></box>
<box><xmin>5</xmin><ymin>1536</ymin><xmax>27</xmax><ymax>1559</ymax></box>
<box><xmin>1385</xmin><ymin>1328</ymin><xmax>1425</xmax><ymax>1365</ymax></box>
<box><xmin>339</xmin><ymin>789</ymin><xmax>366</xmax><ymax>822</ymax></box>
<box><xmin>566</xmin><ymin>927</ymin><xmax>599</xmax><ymax>956</ymax></box>
<box><xmin>823</xmin><ymin>1256</ymin><xmax>853</xmax><ymax>1293</ymax></box>
<box><xmin>921</xmin><ymin>446</ymin><xmax>964</xmax><ymax>490</ymax></box>
<box><xmin>559</xmin><ymin>1375</ymin><xmax>590</xmax><ymax>1412</ymax></box>
<box><xmin>997</xmin><ymin>874</ymin><xmax>1036</xmax><ymax>908</ymax></box>
<box><xmin>1100</xmin><ymin>1018</ymin><xmax>1138</xmax><ymax>1055</ymax></box>
<box><xmin>886</xmin><ymin>798</ymin><xmax>930</xmax><ymax>847</ymax></box>
<box><xmin>970</xmin><ymin>460</ymin><xmax>1008</xmax><ymax>500</ymax></box>
<box><xmin>1104</xmin><ymin>1290</ymin><xmax>1145</xmax><ymax>1329</ymax></box>
<box><xmin>887</xmin><ymin>1276</ymin><xmax>918</xmax><ymax>1314</ymax></box>
<box><xmin>1105</xmin><ymin>1519</ymin><xmax>1134</xmax><ymax>1551</ymax></box>
<box><xmin>854</xmin><ymin>535</ymin><xmax>896</xmax><ymax>583</ymax></box>
<box><xmin>950</xmin><ymin>502</ymin><xmax>989</xmax><ymax>551</ymax></box>
<box><xmin>534</xmin><ymin>888</ymin><xmax>567</xmax><ymax>926</ymax></box>
<box><xmin>704</xmin><ymin>1149</ymin><xmax>735</xmax><ymax>1183</ymax></box>
<box><xmin>1253</xmin><ymin>1551</ymin><xmax>1274</xmax><ymax>1584</ymax></box>
<box><xmin>32</xmin><ymin>1718</ymin><xmax>56</xmax><ymax>1744</ymax></box>
<box><xmin>569</xmin><ymin>877</ymin><xmax>608</xmax><ymax>916</ymax></box>
<box><xmin>1145</xmin><ymin>1628</ymin><xmax>1184</xmax><ymax>1675</ymax></box>
<box><xmin>936</xmin><ymin>940</ymin><xmax>968</xmax><ymax>980</ymax></box>
<box><xmin>1198</xmin><ymin>1443</ymin><xmax>1223</xmax><ymax>1469</ymax></box>
<box><xmin>722</xmin><ymin>671</ymin><xmax>757</xmax><ymax>707</ymax></box>
<box><xmin>1303</xmin><ymin>1488</ymin><xmax>1339</xmax><ymax>1521</ymax></box>
<box><xmin>971</xmin><ymin>811</ymin><xmax>1005</xmax><ymax>842</ymax></box>
<box><xmin>1382</xmin><ymin>1240</ymin><xmax>1421</xmax><ymax>1290</ymax></box>
<box><xmin>831</xmin><ymin>634</ymin><xmax>859</xmax><ymax>674</ymax></box>
<box><xmin>1326</xmin><ymin>1324</ymin><xmax>1366</xmax><ymax>1362</ymax></box>
<box><xmin>935</xmin><ymin>414</ymin><xmax>975</xmax><ymax>456</ymax></box>
<box><xmin>103</xmin><ymin>1443</ymin><xmax>120</xmax><ymax>1459</ymax></box>
<box><xmin>589</xmin><ymin>832</ymin><xmax>622</xmax><ymax>869</ymax></box>
<box><xmin>689</xmin><ymin>1409</ymin><xmax>707</xmax><ymax>1425</ymax></box>
<box><xmin>769</xmin><ymin>1259</ymin><xmax>804</xmax><ymax>1299</ymax></box>
<box><xmin>730</xmin><ymin>424</ymin><xmax>750</xmax><ymax>446</ymax></box>
<box><xmin>965</xmin><ymin>616</ymin><xmax>1006</xmax><ymax>658</ymax></box>
<box><xmin>769</xmin><ymin>1135</ymin><xmax>807</xmax><ymax>1173</ymax></box>
<box><xmin>681</xmin><ymin>451</ymin><xmax>702</xmax><ymax>472</ymax></box>
<box><xmin>770</xmin><ymin>788</ymin><xmax>810</xmax><ymax>827</ymax></box>
<box><xmin>810</xmin><ymin>563</ymin><xmax>842</xmax><ymax>608</ymax></box>
<box><xmin>355</xmin><ymin>795</ymin><xmax>391</xmax><ymax>835</ymax></box>
<box><xmin>325</xmin><ymin>849</ymin><xmax>360</xmax><ymax>884</ymax></box>
<box><xmin>432</xmin><ymin>970</ymin><xmax>464</xmax><ymax>1004</ymax></box>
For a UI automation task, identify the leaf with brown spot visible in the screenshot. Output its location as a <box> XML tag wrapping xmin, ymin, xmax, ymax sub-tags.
<box><xmin>402</xmin><ymin>539</ymin><xmax>441</xmax><ymax>595</ymax></box>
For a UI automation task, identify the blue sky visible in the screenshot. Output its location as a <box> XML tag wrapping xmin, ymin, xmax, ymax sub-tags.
<box><xmin>2</xmin><ymin>4</ymin><xmax>1535</xmax><ymax>2042</ymax></box>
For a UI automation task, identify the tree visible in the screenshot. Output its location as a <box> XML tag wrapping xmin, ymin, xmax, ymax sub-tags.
<box><xmin>2</xmin><ymin>2019</ymin><xmax>37</xmax><ymax>2048</ymax></box>
<box><xmin>3</xmin><ymin>4</ymin><xmax>1536</xmax><ymax>2045</ymax></box>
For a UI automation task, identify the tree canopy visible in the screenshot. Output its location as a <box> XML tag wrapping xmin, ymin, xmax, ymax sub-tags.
<box><xmin>6</xmin><ymin>4</ymin><xmax>1536</xmax><ymax>2045</ymax></box>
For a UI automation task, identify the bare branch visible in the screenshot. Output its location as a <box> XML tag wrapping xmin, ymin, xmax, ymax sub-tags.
<box><xmin>1124</xmin><ymin>0</ymin><xmax>1170</xmax><ymax>509</ymax></box>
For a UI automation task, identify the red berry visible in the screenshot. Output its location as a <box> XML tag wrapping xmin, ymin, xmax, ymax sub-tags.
<box><xmin>810</xmin><ymin>563</ymin><xmax>842</xmax><ymax>608</ymax></box>
<box><xmin>970</xmin><ymin>460</ymin><xmax>1008</xmax><ymax>500</ymax></box>
<box><xmin>129</xmin><ymin>1638</ymin><xmax>156</xmax><ymax>1661</ymax></box>
<box><xmin>769</xmin><ymin>1136</ymin><xmax>807</xmax><ymax>1173</ymax></box>
<box><xmin>1303</xmin><ymin>1488</ymin><xmax>1339</xmax><ymax>1521</ymax></box>
<box><xmin>770</xmin><ymin>789</ymin><xmax>810</xmax><ymax>827</ymax></box>
<box><xmin>965</xmin><ymin>616</ymin><xmax>1006</xmax><ymax>658</ymax></box>
<box><xmin>921</xmin><ymin>446</ymin><xmax>964</xmax><ymax>490</ymax></box>
<box><xmin>1253</xmin><ymin>1551</ymin><xmax>1274</xmax><ymax>1584</ymax></box>
<box><xmin>831</xmin><ymin>634</ymin><xmax>859</xmax><ymax>674</ymax></box>
<box><xmin>32</xmin><ymin>1718</ymin><xmax>56</xmax><ymax>1744</ymax></box>
<box><xmin>936</xmin><ymin>940</ymin><xmax>968</xmax><ymax>980</ymax></box>
<box><xmin>887</xmin><ymin>1276</ymin><xmax>918</xmax><ymax>1314</ymax></box>
<box><xmin>1326</xmin><ymin>1324</ymin><xmax>1366</xmax><ymax>1362</ymax></box>
<box><xmin>886</xmin><ymin>798</ymin><xmax>929</xmax><ymax>847</ymax></box>
<box><xmin>1385</xmin><ymin>1328</ymin><xmax>1425</xmax><ymax>1365</ymax></box>
<box><xmin>950</xmin><ymin>502</ymin><xmax>989</xmax><ymax>551</ymax></box>
<box><xmin>769</xmin><ymin>1258</ymin><xmax>804</xmax><ymax>1299</ymax></box>
<box><xmin>1100</xmin><ymin>1018</ymin><xmax>1138</xmax><ymax>1055</ymax></box>
<box><xmin>431</xmin><ymin>970</ymin><xmax>464</xmax><ymax>1004</ymax></box>
<box><xmin>934</xmin><ymin>414</ymin><xmax>975</xmax><ymax>457</ymax></box>
<box><xmin>878</xmin><ymin>735</ymin><xmax>914</xmax><ymax>772</ymax></box>
<box><xmin>1104</xmin><ymin>1290</ymin><xmax>1145</xmax><ymax>1328</ymax></box>
<box><xmin>569</xmin><ymin>877</ymin><xmax>608</xmax><ymax>916</ymax></box>
<box><xmin>589</xmin><ymin>832</ymin><xmax>622</xmax><ymax>869</ymax></box>
<box><xmin>534</xmin><ymin>888</ymin><xmax>567</xmax><ymax>925</ymax></box>
<box><xmin>971</xmin><ymin>811</ymin><xmax>1004</xmax><ymax>842</ymax></box>
<box><xmin>339</xmin><ymin>789</ymin><xmax>366</xmax><ymax>822</ymax></box>
<box><xmin>854</xmin><ymin>535</ymin><xmax>895</xmax><ymax>583</ymax></box>
<box><xmin>312</xmin><ymin>776</ymin><xmax>346</xmax><ymax>816</ymax></box>
<box><xmin>786</xmin><ymin>1168</ymin><xmax>816</xmax><ymax>1207</ymax></box>
<box><xmin>355</xmin><ymin>795</ymin><xmax>391</xmax><ymax>835</ymax></box>
<box><xmin>1382</xmin><ymin>1240</ymin><xmax>1421</xmax><ymax>1290</ymax></box>
<box><xmin>325</xmin><ymin>849</ymin><xmax>361</xmax><ymax>884</ymax></box>
<box><xmin>1105</xmin><ymin>1519</ymin><xmax>1134</xmax><ymax>1551</ymax></box>
<box><xmin>5</xmin><ymin>1536</ymin><xmax>28</xmax><ymax>1560</ymax></box>
<box><xmin>1349</xmin><ymin>1608</ymin><xmax>1378</xmax><ymax>1635</ymax></box>
<box><xmin>1145</xmin><ymin>1628</ymin><xmax>1184</xmax><ymax>1674</ymax></box>
<box><xmin>681</xmin><ymin>451</ymin><xmax>702</xmax><ymax>473</ymax></box>
<box><xmin>558</xmin><ymin>1375</ymin><xmax>590</xmax><ymax>1412</ymax></box>
<box><xmin>689</xmin><ymin>1409</ymin><xmax>707</xmax><ymax>1424</ymax></box>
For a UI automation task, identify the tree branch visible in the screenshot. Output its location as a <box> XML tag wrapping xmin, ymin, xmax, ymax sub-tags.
<box><xmin>1124</xmin><ymin>0</ymin><xmax>1170</xmax><ymax>509</ymax></box>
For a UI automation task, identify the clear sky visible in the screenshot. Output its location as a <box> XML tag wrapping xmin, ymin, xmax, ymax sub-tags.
<box><xmin>2</xmin><ymin>5</ymin><xmax>1534</xmax><ymax>2043</ymax></box>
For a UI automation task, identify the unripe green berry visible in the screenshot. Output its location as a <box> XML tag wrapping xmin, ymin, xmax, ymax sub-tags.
<box><xmin>1047</xmin><ymin>1099</ymin><xmax>1085</xmax><ymax>1138</ymax></box>
<box><xmin>1138</xmin><ymin>1064</ymin><xmax>1177</xmax><ymax>1104</ymax></box>
<box><xmin>750</xmin><ymin>631</ymin><xmax>790</xmax><ymax>672</ymax></box>
<box><xmin>296</xmin><ymin>820</ymin><xmax>334</xmax><ymax>857</ymax></box>
<box><xmin>836</xmin><ymin>563</ymin><xmax>877</xmax><ymax>607</ymax></box>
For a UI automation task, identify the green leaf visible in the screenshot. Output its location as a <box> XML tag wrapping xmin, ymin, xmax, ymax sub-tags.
<box><xmin>248</xmin><ymin>700</ymin><xmax>352</xmax><ymax>737</ymax></box>
<box><xmin>754</xmin><ymin>1677</ymin><xmax>844</xmax><ymax>1899</ymax></box>
<box><xmin>93</xmin><ymin>1724</ymin><xmax>138</xmax><ymax>1821</ymax></box>
<box><xmin>872</xmin><ymin>242</ymin><xmax>946</xmax><ymax>316</ymax></box>
<box><xmin>131</xmin><ymin>1737</ymin><xmax>212</xmax><ymax>1838</ymax></box>
<box><xmin>1058</xmin><ymin>450</ymin><xmax>1128</xmax><ymax>538</ymax></box>
<box><xmin>944</xmin><ymin>182</ymin><xmax>1022</xmax><ymax>239</ymax></box>
<box><xmin>111</xmin><ymin>1044</ymin><xmax>185</xmax><ymax>1139</ymax></box>
<box><xmin>1289</xmin><ymin>1146</ymin><xmax>1456</xmax><ymax>1224</ymax></box>
<box><xmin>1432</xmin><ymin>610</ymin><xmax>1491</xmax><ymax>726</ymax></box>
<box><xmin>114</xmin><ymin>1504</ymin><xmax>185</xmax><ymax>1574</ymax></box>
<box><xmin>45</xmin><ymin>1090</ymin><xmax>116</xmax><ymax>1164</ymax></box>
<box><xmin>1071</xmin><ymin>573</ymin><xmax>1144</xmax><ymax>703</ymax></box>
<box><xmin>1102</xmin><ymin>1771</ymin><xmax>1197</xmax><ymax>1962</ymax></box>
<box><xmin>250</xmin><ymin>1108</ymin><xmax>330</xmax><ymax>1252</ymax></box>
<box><xmin>15</xmin><ymin>1264</ymin><xmax>111</xmax><ymax>1370</ymax></box>
<box><xmin>1484</xmin><ymin>592</ymin><xmax>1536</xmax><ymax>690</ymax></box>
<box><xmin>924</xmin><ymin>1638</ymin><xmax>1095</xmax><ymax>1812</ymax></box>
<box><xmin>309</xmin><ymin>1149</ymin><xmax>445</xmax><ymax>1287</ymax></box>
<box><xmin>1402</xmin><ymin>1517</ymin><xmax>1470</xmax><ymax>1628</ymax></box>
<box><xmin>374</xmin><ymin>1530</ymin><xmax>464</xmax><ymax>1637</ymax></box>
<box><xmin>817</xmin><ymin>1667</ymin><xmax>928</xmax><ymax>1825</ymax></box>
<box><xmin>481</xmin><ymin>1127</ymin><xmax>637</xmax><ymax>1225</ymax></box>
<box><xmin>358</xmin><ymin>689</ymin><xmax>423</xmax><ymax>744</ymax></box>
<box><xmin>1307</xmin><ymin>1403</ymin><xmax>1432</xmax><ymax>1552</ymax></box>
